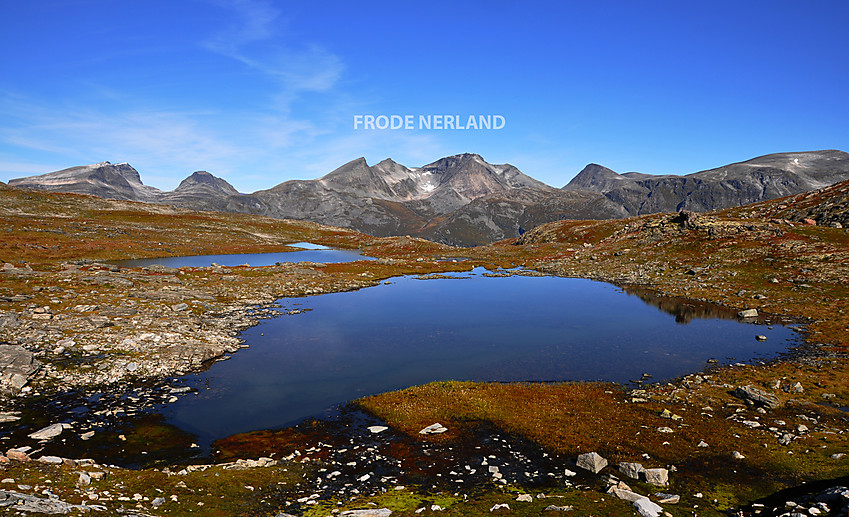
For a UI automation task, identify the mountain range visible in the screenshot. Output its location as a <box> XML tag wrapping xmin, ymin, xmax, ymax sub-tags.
<box><xmin>8</xmin><ymin>150</ymin><xmax>849</xmax><ymax>246</ymax></box>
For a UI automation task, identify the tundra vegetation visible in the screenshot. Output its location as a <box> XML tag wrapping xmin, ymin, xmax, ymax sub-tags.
<box><xmin>0</xmin><ymin>181</ymin><xmax>847</xmax><ymax>516</ymax></box>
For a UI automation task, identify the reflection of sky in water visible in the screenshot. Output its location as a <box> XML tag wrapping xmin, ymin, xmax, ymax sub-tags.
<box><xmin>112</xmin><ymin>243</ymin><xmax>371</xmax><ymax>268</ymax></box>
<box><xmin>164</xmin><ymin>268</ymin><xmax>800</xmax><ymax>446</ymax></box>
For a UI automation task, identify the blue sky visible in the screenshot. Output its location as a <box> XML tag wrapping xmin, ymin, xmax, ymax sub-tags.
<box><xmin>1</xmin><ymin>0</ymin><xmax>847</xmax><ymax>192</ymax></box>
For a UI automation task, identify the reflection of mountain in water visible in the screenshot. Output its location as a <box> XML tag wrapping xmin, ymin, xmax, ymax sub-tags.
<box><xmin>622</xmin><ymin>286</ymin><xmax>739</xmax><ymax>324</ymax></box>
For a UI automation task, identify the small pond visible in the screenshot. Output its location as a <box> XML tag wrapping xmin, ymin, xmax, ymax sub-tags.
<box><xmin>113</xmin><ymin>242</ymin><xmax>373</xmax><ymax>268</ymax></box>
<box><xmin>162</xmin><ymin>268</ymin><xmax>800</xmax><ymax>447</ymax></box>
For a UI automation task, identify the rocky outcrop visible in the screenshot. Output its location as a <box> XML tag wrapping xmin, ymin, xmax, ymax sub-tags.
<box><xmin>0</xmin><ymin>490</ymin><xmax>92</xmax><ymax>514</ymax></box>
<box><xmin>0</xmin><ymin>344</ymin><xmax>41</xmax><ymax>395</ymax></box>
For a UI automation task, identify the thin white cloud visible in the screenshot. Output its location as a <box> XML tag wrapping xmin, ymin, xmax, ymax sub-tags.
<box><xmin>204</xmin><ymin>0</ymin><xmax>344</xmax><ymax>97</ymax></box>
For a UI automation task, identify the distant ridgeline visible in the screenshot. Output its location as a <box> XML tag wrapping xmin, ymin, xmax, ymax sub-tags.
<box><xmin>9</xmin><ymin>150</ymin><xmax>849</xmax><ymax>246</ymax></box>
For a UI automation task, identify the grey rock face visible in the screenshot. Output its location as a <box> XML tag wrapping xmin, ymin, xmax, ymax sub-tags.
<box><xmin>564</xmin><ymin>150</ymin><xmax>849</xmax><ymax>216</ymax></box>
<box><xmin>0</xmin><ymin>344</ymin><xmax>41</xmax><ymax>395</ymax></box>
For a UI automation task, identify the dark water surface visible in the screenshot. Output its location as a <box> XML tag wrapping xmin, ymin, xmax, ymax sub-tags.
<box><xmin>113</xmin><ymin>242</ymin><xmax>373</xmax><ymax>268</ymax></box>
<box><xmin>163</xmin><ymin>268</ymin><xmax>800</xmax><ymax>447</ymax></box>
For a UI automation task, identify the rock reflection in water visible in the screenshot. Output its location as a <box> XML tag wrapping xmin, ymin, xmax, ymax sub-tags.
<box><xmin>621</xmin><ymin>286</ymin><xmax>742</xmax><ymax>323</ymax></box>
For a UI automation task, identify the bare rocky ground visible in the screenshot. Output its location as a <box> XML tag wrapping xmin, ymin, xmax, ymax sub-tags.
<box><xmin>0</xmin><ymin>183</ymin><xmax>847</xmax><ymax>516</ymax></box>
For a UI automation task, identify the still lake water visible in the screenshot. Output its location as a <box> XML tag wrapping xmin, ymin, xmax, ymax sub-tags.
<box><xmin>162</xmin><ymin>268</ymin><xmax>799</xmax><ymax>446</ymax></box>
<box><xmin>114</xmin><ymin>242</ymin><xmax>373</xmax><ymax>268</ymax></box>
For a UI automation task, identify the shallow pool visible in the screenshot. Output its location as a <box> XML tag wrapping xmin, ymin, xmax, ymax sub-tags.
<box><xmin>162</xmin><ymin>269</ymin><xmax>800</xmax><ymax>445</ymax></box>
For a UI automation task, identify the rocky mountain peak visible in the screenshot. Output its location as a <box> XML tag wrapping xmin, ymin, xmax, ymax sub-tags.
<box><xmin>563</xmin><ymin>164</ymin><xmax>625</xmax><ymax>193</ymax></box>
<box><xmin>175</xmin><ymin>171</ymin><xmax>239</xmax><ymax>195</ymax></box>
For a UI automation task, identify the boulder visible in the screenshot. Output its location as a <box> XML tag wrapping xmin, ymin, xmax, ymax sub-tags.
<box><xmin>733</xmin><ymin>385</ymin><xmax>780</xmax><ymax>409</ymax></box>
<box><xmin>28</xmin><ymin>423</ymin><xmax>71</xmax><ymax>441</ymax></box>
<box><xmin>608</xmin><ymin>486</ymin><xmax>645</xmax><ymax>502</ymax></box>
<box><xmin>634</xmin><ymin>498</ymin><xmax>663</xmax><ymax>517</ymax></box>
<box><xmin>654</xmin><ymin>493</ymin><xmax>680</xmax><ymax>504</ymax></box>
<box><xmin>643</xmin><ymin>468</ymin><xmax>669</xmax><ymax>486</ymax></box>
<box><xmin>737</xmin><ymin>309</ymin><xmax>758</xmax><ymax>318</ymax></box>
<box><xmin>576</xmin><ymin>452</ymin><xmax>608</xmax><ymax>474</ymax></box>
<box><xmin>5</xmin><ymin>449</ymin><xmax>30</xmax><ymax>462</ymax></box>
<box><xmin>618</xmin><ymin>462</ymin><xmax>644</xmax><ymax>479</ymax></box>
<box><xmin>0</xmin><ymin>345</ymin><xmax>41</xmax><ymax>395</ymax></box>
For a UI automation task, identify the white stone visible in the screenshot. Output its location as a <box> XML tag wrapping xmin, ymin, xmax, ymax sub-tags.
<box><xmin>634</xmin><ymin>497</ymin><xmax>663</xmax><ymax>517</ymax></box>
<box><xmin>419</xmin><ymin>423</ymin><xmax>448</xmax><ymax>435</ymax></box>
<box><xmin>28</xmin><ymin>423</ymin><xmax>71</xmax><ymax>441</ymax></box>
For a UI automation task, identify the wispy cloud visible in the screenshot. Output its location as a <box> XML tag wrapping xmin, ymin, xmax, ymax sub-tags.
<box><xmin>0</xmin><ymin>92</ymin><xmax>251</xmax><ymax>186</ymax></box>
<box><xmin>204</xmin><ymin>0</ymin><xmax>344</xmax><ymax>98</ymax></box>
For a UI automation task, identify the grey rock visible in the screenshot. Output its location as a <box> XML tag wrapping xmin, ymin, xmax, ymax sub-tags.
<box><xmin>609</xmin><ymin>486</ymin><xmax>646</xmax><ymax>502</ymax></box>
<box><xmin>0</xmin><ymin>344</ymin><xmax>41</xmax><ymax>395</ymax></box>
<box><xmin>544</xmin><ymin>505</ymin><xmax>574</xmax><ymax>511</ymax></box>
<box><xmin>643</xmin><ymin>468</ymin><xmax>669</xmax><ymax>486</ymax></box>
<box><xmin>340</xmin><ymin>510</ymin><xmax>392</xmax><ymax>517</ymax></box>
<box><xmin>0</xmin><ymin>312</ymin><xmax>19</xmax><ymax>329</ymax></box>
<box><xmin>0</xmin><ymin>489</ymin><xmax>89</xmax><ymax>513</ymax></box>
<box><xmin>654</xmin><ymin>493</ymin><xmax>680</xmax><ymax>504</ymax></box>
<box><xmin>738</xmin><ymin>309</ymin><xmax>759</xmax><ymax>319</ymax></box>
<box><xmin>576</xmin><ymin>452</ymin><xmax>608</xmax><ymax>474</ymax></box>
<box><xmin>0</xmin><ymin>412</ymin><xmax>21</xmax><ymax>423</ymax></box>
<box><xmin>152</xmin><ymin>497</ymin><xmax>166</xmax><ymax>507</ymax></box>
<box><xmin>734</xmin><ymin>385</ymin><xmax>781</xmax><ymax>409</ymax></box>
<box><xmin>634</xmin><ymin>497</ymin><xmax>664</xmax><ymax>517</ymax></box>
<box><xmin>618</xmin><ymin>462</ymin><xmax>645</xmax><ymax>479</ymax></box>
<box><xmin>28</xmin><ymin>423</ymin><xmax>71</xmax><ymax>441</ymax></box>
<box><xmin>37</xmin><ymin>456</ymin><xmax>64</xmax><ymax>464</ymax></box>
